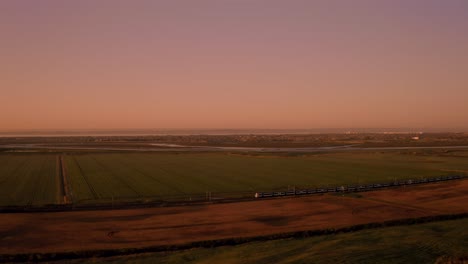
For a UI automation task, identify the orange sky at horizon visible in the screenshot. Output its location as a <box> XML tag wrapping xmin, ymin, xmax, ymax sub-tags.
<box><xmin>1</xmin><ymin>1</ymin><xmax>468</xmax><ymax>131</ymax></box>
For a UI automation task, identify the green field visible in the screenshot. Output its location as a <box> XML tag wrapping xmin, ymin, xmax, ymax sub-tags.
<box><xmin>66</xmin><ymin>218</ymin><xmax>468</xmax><ymax>264</ymax></box>
<box><xmin>64</xmin><ymin>151</ymin><xmax>468</xmax><ymax>204</ymax></box>
<box><xmin>2</xmin><ymin>150</ymin><xmax>468</xmax><ymax>206</ymax></box>
<box><xmin>0</xmin><ymin>154</ymin><xmax>59</xmax><ymax>206</ymax></box>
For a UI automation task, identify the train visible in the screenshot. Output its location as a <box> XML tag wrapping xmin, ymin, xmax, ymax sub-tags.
<box><xmin>254</xmin><ymin>175</ymin><xmax>463</xmax><ymax>198</ymax></box>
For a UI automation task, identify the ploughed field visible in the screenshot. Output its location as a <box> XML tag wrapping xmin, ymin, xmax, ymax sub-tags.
<box><xmin>68</xmin><ymin>218</ymin><xmax>468</xmax><ymax>264</ymax></box>
<box><xmin>1</xmin><ymin>150</ymin><xmax>468</xmax><ymax>205</ymax></box>
<box><xmin>0</xmin><ymin>180</ymin><xmax>467</xmax><ymax>256</ymax></box>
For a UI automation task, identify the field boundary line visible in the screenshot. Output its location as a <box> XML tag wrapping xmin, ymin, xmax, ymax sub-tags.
<box><xmin>60</xmin><ymin>156</ymin><xmax>73</xmax><ymax>204</ymax></box>
<box><xmin>0</xmin><ymin>177</ymin><xmax>466</xmax><ymax>213</ymax></box>
<box><xmin>1</xmin><ymin>213</ymin><xmax>467</xmax><ymax>263</ymax></box>
<box><xmin>56</xmin><ymin>156</ymin><xmax>64</xmax><ymax>204</ymax></box>
<box><xmin>72</xmin><ymin>156</ymin><xmax>98</xmax><ymax>200</ymax></box>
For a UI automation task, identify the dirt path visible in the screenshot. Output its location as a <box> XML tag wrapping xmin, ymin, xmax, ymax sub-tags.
<box><xmin>56</xmin><ymin>156</ymin><xmax>72</xmax><ymax>204</ymax></box>
<box><xmin>0</xmin><ymin>180</ymin><xmax>466</xmax><ymax>255</ymax></box>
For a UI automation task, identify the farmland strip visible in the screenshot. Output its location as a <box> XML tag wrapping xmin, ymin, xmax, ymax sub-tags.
<box><xmin>61</xmin><ymin>156</ymin><xmax>73</xmax><ymax>203</ymax></box>
<box><xmin>56</xmin><ymin>156</ymin><xmax>65</xmax><ymax>203</ymax></box>
<box><xmin>27</xmin><ymin>157</ymin><xmax>47</xmax><ymax>206</ymax></box>
<box><xmin>133</xmin><ymin>154</ymin><xmax>212</xmax><ymax>194</ymax></box>
<box><xmin>114</xmin><ymin>154</ymin><xmax>186</xmax><ymax>195</ymax></box>
<box><xmin>0</xmin><ymin>158</ymin><xmax>28</xmax><ymax>185</ymax></box>
<box><xmin>89</xmin><ymin>156</ymin><xmax>142</xmax><ymax>198</ymax></box>
<box><xmin>72</xmin><ymin>156</ymin><xmax>98</xmax><ymax>200</ymax></box>
<box><xmin>2</xmin><ymin>156</ymin><xmax>37</xmax><ymax>206</ymax></box>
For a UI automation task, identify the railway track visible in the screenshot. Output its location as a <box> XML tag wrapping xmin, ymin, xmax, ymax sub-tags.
<box><xmin>254</xmin><ymin>175</ymin><xmax>465</xmax><ymax>198</ymax></box>
<box><xmin>0</xmin><ymin>175</ymin><xmax>465</xmax><ymax>213</ymax></box>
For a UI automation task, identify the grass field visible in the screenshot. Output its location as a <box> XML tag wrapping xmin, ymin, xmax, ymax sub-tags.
<box><xmin>65</xmin><ymin>151</ymin><xmax>468</xmax><ymax>203</ymax></box>
<box><xmin>72</xmin><ymin>218</ymin><xmax>468</xmax><ymax>264</ymax></box>
<box><xmin>2</xmin><ymin>150</ymin><xmax>468</xmax><ymax>206</ymax></box>
<box><xmin>0</xmin><ymin>154</ymin><xmax>59</xmax><ymax>206</ymax></box>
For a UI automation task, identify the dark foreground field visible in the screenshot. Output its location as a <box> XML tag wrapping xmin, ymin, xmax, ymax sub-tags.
<box><xmin>1</xmin><ymin>180</ymin><xmax>466</xmax><ymax>261</ymax></box>
<box><xmin>66</xmin><ymin>218</ymin><xmax>468</xmax><ymax>264</ymax></box>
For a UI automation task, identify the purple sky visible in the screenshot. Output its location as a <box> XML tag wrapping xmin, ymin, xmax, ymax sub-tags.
<box><xmin>1</xmin><ymin>0</ymin><xmax>468</xmax><ymax>131</ymax></box>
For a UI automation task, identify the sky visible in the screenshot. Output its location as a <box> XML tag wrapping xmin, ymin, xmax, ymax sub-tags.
<box><xmin>1</xmin><ymin>0</ymin><xmax>468</xmax><ymax>131</ymax></box>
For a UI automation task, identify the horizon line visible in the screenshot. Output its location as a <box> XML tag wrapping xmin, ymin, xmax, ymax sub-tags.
<box><xmin>1</xmin><ymin>127</ymin><xmax>467</xmax><ymax>135</ymax></box>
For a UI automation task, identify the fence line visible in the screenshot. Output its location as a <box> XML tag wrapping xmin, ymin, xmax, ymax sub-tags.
<box><xmin>0</xmin><ymin>175</ymin><xmax>465</xmax><ymax>213</ymax></box>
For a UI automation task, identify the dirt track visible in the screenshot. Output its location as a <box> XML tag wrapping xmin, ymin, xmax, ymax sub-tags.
<box><xmin>0</xmin><ymin>180</ymin><xmax>467</xmax><ymax>255</ymax></box>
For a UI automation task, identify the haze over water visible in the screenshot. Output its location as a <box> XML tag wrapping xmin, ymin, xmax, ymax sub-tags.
<box><xmin>1</xmin><ymin>1</ymin><xmax>468</xmax><ymax>131</ymax></box>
